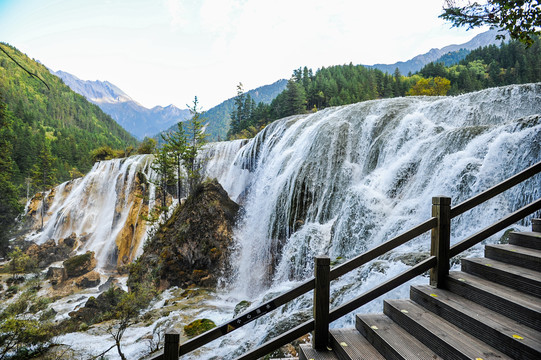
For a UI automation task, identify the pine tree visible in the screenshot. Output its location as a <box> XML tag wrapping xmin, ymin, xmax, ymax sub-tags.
<box><xmin>284</xmin><ymin>78</ymin><xmax>307</xmax><ymax>116</ymax></box>
<box><xmin>393</xmin><ymin>68</ymin><xmax>404</xmax><ymax>97</ymax></box>
<box><xmin>229</xmin><ymin>83</ymin><xmax>245</xmax><ymax>137</ymax></box>
<box><xmin>151</xmin><ymin>145</ymin><xmax>175</xmax><ymax>210</ymax></box>
<box><xmin>31</xmin><ymin>140</ymin><xmax>57</xmax><ymax>229</ymax></box>
<box><xmin>183</xmin><ymin>96</ymin><xmax>208</xmax><ymax>194</ymax></box>
<box><xmin>162</xmin><ymin>121</ymin><xmax>187</xmax><ymax>199</ymax></box>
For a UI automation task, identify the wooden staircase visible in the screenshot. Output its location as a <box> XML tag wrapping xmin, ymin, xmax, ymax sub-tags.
<box><xmin>299</xmin><ymin>220</ymin><xmax>541</xmax><ymax>360</ymax></box>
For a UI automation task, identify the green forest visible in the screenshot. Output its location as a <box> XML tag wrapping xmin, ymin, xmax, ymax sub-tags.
<box><xmin>228</xmin><ymin>37</ymin><xmax>541</xmax><ymax>139</ymax></box>
<box><xmin>0</xmin><ymin>43</ymin><xmax>138</xmax><ymax>250</ymax></box>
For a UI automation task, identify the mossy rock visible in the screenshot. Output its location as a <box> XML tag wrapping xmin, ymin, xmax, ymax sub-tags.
<box><xmin>184</xmin><ymin>319</ymin><xmax>216</xmax><ymax>338</ymax></box>
<box><xmin>499</xmin><ymin>228</ymin><xmax>515</xmax><ymax>244</ymax></box>
<box><xmin>234</xmin><ymin>300</ymin><xmax>251</xmax><ymax>317</ymax></box>
<box><xmin>63</xmin><ymin>251</ymin><xmax>96</xmax><ymax>278</ymax></box>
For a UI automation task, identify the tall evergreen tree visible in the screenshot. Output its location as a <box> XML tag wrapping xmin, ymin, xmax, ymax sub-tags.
<box><xmin>229</xmin><ymin>83</ymin><xmax>245</xmax><ymax>137</ymax></box>
<box><xmin>151</xmin><ymin>145</ymin><xmax>175</xmax><ymax>210</ymax></box>
<box><xmin>183</xmin><ymin>96</ymin><xmax>208</xmax><ymax>194</ymax></box>
<box><xmin>31</xmin><ymin>140</ymin><xmax>57</xmax><ymax>229</ymax></box>
<box><xmin>162</xmin><ymin>121</ymin><xmax>187</xmax><ymax>199</ymax></box>
<box><xmin>284</xmin><ymin>78</ymin><xmax>307</xmax><ymax>116</ymax></box>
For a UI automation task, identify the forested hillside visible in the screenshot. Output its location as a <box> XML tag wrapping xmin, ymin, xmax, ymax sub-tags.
<box><xmin>0</xmin><ymin>43</ymin><xmax>138</xmax><ymax>248</ymax></box>
<box><xmin>420</xmin><ymin>39</ymin><xmax>541</xmax><ymax>94</ymax></box>
<box><xmin>228</xmin><ymin>37</ymin><xmax>541</xmax><ymax>139</ymax></box>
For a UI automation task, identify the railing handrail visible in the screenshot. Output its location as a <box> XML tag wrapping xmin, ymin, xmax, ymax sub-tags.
<box><xmin>152</xmin><ymin>160</ymin><xmax>541</xmax><ymax>360</ymax></box>
<box><xmin>174</xmin><ymin>218</ymin><xmax>439</xmax><ymax>356</ymax></box>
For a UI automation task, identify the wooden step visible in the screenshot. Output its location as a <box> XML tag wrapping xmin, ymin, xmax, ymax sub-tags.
<box><xmin>329</xmin><ymin>328</ymin><xmax>386</xmax><ymax>360</ymax></box>
<box><xmin>485</xmin><ymin>243</ymin><xmax>541</xmax><ymax>271</ymax></box>
<box><xmin>299</xmin><ymin>344</ymin><xmax>339</xmax><ymax>360</ymax></box>
<box><xmin>411</xmin><ymin>284</ymin><xmax>541</xmax><ymax>360</ymax></box>
<box><xmin>532</xmin><ymin>218</ymin><xmax>541</xmax><ymax>233</ymax></box>
<box><xmin>356</xmin><ymin>314</ymin><xmax>442</xmax><ymax>360</ymax></box>
<box><xmin>461</xmin><ymin>257</ymin><xmax>541</xmax><ymax>297</ymax></box>
<box><xmin>509</xmin><ymin>231</ymin><xmax>541</xmax><ymax>250</ymax></box>
<box><xmin>384</xmin><ymin>299</ymin><xmax>511</xmax><ymax>360</ymax></box>
<box><xmin>447</xmin><ymin>271</ymin><xmax>541</xmax><ymax>331</ymax></box>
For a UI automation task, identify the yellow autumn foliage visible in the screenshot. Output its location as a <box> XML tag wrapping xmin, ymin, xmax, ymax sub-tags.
<box><xmin>407</xmin><ymin>76</ymin><xmax>451</xmax><ymax>96</ymax></box>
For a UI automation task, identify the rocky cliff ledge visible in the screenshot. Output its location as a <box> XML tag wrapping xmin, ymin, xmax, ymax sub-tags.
<box><xmin>128</xmin><ymin>179</ymin><xmax>239</xmax><ymax>290</ymax></box>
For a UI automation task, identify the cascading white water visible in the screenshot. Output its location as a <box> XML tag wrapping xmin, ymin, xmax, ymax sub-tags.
<box><xmin>25</xmin><ymin>154</ymin><xmax>157</xmax><ymax>269</ymax></box>
<box><xmin>205</xmin><ymin>83</ymin><xmax>541</xmax><ymax>300</ymax></box>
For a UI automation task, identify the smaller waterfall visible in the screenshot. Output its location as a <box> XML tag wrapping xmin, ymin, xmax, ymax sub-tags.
<box><xmin>24</xmin><ymin>155</ymin><xmax>157</xmax><ymax>269</ymax></box>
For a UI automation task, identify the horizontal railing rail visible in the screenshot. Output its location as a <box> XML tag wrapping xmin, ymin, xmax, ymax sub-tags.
<box><xmin>150</xmin><ymin>160</ymin><xmax>541</xmax><ymax>360</ymax></box>
<box><xmin>171</xmin><ymin>218</ymin><xmax>440</xmax><ymax>356</ymax></box>
<box><xmin>236</xmin><ymin>256</ymin><xmax>438</xmax><ymax>360</ymax></box>
<box><xmin>178</xmin><ymin>277</ymin><xmax>315</xmax><ymax>355</ymax></box>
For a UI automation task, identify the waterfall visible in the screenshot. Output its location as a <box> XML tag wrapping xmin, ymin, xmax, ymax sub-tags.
<box><xmin>24</xmin><ymin>154</ymin><xmax>157</xmax><ymax>269</ymax></box>
<box><xmin>205</xmin><ymin>83</ymin><xmax>541</xmax><ymax>297</ymax></box>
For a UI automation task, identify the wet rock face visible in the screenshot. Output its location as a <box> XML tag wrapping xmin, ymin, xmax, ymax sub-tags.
<box><xmin>113</xmin><ymin>171</ymin><xmax>152</xmax><ymax>268</ymax></box>
<box><xmin>129</xmin><ymin>179</ymin><xmax>239</xmax><ymax>290</ymax></box>
<box><xmin>26</xmin><ymin>233</ymin><xmax>77</xmax><ymax>268</ymax></box>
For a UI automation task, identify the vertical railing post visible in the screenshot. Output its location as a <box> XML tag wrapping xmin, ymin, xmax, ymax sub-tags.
<box><xmin>164</xmin><ymin>330</ymin><xmax>180</xmax><ymax>360</ymax></box>
<box><xmin>430</xmin><ymin>196</ymin><xmax>451</xmax><ymax>288</ymax></box>
<box><xmin>532</xmin><ymin>218</ymin><xmax>541</xmax><ymax>232</ymax></box>
<box><xmin>313</xmin><ymin>255</ymin><xmax>330</xmax><ymax>350</ymax></box>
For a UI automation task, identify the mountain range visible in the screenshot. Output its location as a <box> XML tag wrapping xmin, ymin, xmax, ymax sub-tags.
<box><xmin>367</xmin><ymin>29</ymin><xmax>507</xmax><ymax>74</ymax></box>
<box><xmin>51</xmin><ymin>70</ymin><xmax>191</xmax><ymax>139</ymax></box>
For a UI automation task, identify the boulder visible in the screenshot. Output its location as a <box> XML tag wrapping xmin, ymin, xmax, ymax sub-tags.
<box><xmin>46</xmin><ymin>267</ymin><xmax>67</xmax><ymax>285</ymax></box>
<box><xmin>75</xmin><ymin>271</ymin><xmax>101</xmax><ymax>288</ymax></box>
<box><xmin>184</xmin><ymin>319</ymin><xmax>216</xmax><ymax>338</ymax></box>
<box><xmin>58</xmin><ymin>233</ymin><xmax>78</xmax><ymax>248</ymax></box>
<box><xmin>68</xmin><ymin>286</ymin><xmax>125</xmax><ymax>324</ymax></box>
<box><xmin>234</xmin><ymin>300</ymin><xmax>252</xmax><ymax>317</ymax></box>
<box><xmin>63</xmin><ymin>251</ymin><xmax>97</xmax><ymax>278</ymax></box>
<box><xmin>26</xmin><ymin>235</ymin><xmax>77</xmax><ymax>269</ymax></box>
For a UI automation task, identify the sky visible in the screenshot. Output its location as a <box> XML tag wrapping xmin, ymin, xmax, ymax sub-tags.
<box><xmin>0</xmin><ymin>0</ymin><xmax>487</xmax><ymax>110</ymax></box>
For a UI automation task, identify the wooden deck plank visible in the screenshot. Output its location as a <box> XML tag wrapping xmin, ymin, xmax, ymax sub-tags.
<box><xmin>299</xmin><ymin>344</ymin><xmax>339</xmax><ymax>360</ymax></box>
<box><xmin>384</xmin><ymin>299</ymin><xmax>512</xmax><ymax>360</ymax></box>
<box><xmin>329</xmin><ymin>328</ymin><xmax>386</xmax><ymax>360</ymax></box>
<box><xmin>485</xmin><ymin>244</ymin><xmax>541</xmax><ymax>271</ymax></box>
<box><xmin>447</xmin><ymin>271</ymin><xmax>541</xmax><ymax>331</ymax></box>
<box><xmin>461</xmin><ymin>257</ymin><xmax>541</xmax><ymax>297</ymax></box>
<box><xmin>411</xmin><ymin>284</ymin><xmax>541</xmax><ymax>360</ymax></box>
<box><xmin>509</xmin><ymin>231</ymin><xmax>541</xmax><ymax>250</ymax></box>
<box><xmin>356</xmin><ymin>314</ymin><xmax>441</xmax><ymax>360</ymax></box>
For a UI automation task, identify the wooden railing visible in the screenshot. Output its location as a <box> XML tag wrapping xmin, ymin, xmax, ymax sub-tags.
<box><xmin>149</xmin><ymin>160</ymin><xmax>541</xmax><ymax>360</ymax></box>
